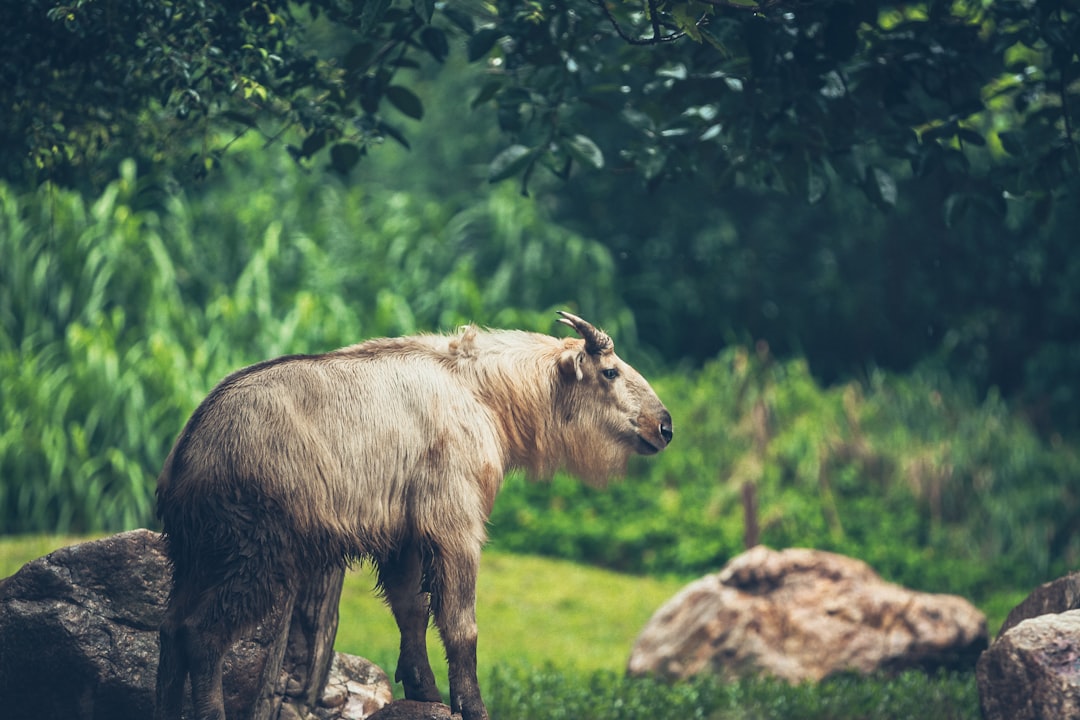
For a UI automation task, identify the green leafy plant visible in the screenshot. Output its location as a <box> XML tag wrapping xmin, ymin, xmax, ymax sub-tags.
<box><xmin>489</xmin><ymin>346</ymin><xmax>1079</xmax><ymax>605</ymax></box>
<box><xmin>0</xmin><ymin>158</ymin><xmax>625</xmax><ymax>533</ymax></box>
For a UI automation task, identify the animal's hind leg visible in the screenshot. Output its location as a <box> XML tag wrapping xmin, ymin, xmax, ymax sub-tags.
<box><xmin>155</xmin><ymin>587</ymin><xmax>234</xmax><ymax>720</ymax></box>
<box><xmin>155</xmin><ymin>605</ymin><xmax>188</xmax><ymax>720</ymax></box>
<box><xmin>184</xmin><ymin>618</ymin><xmax>231</xmax><ymax>720</ymax></box>
<box><xmin>169</xmin><ymin>590</ymin><xmax>237</xmax><ymax>720</ymax></box>
<box><xmin>378</xmin><ymin>545</ymin><xmax>441</xmax><ymax>703</ymax></box>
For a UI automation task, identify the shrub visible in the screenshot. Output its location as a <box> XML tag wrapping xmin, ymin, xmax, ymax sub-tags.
<box><xmin>489</xmin><ymin>346</ymin><xmax>1080</xmax><ymax>602</ymax></box>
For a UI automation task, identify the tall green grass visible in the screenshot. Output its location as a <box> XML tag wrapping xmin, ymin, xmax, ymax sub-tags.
<box><xmin>0</xmin><ymin>159</ymin><xmax>625</xmax><ymax>533</ymax></box>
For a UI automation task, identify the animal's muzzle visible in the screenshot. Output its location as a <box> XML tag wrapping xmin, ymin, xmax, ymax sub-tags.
<box><xmin>636</xmin><ymin>407</ymin><xmax>673</xmax><ymax>455</ymax></box>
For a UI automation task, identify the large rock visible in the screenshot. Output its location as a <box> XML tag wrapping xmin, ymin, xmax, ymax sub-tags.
<box><xmin>627</xmin><ymin>545</ymin><xmax>987</xmax><ymax>683</ymax></box>
<box><xmin>0</xmin><ymin>529</ymin><xmax>392</xmax><ymax>720</ymax></box>
<box><xmin>365</xmin><ymin>700</ymin><xmax>457</xmax><ymax>719</ymax></box>
<box><xmin>315</xmin><ymin>654</ymin><xmax>395</xmax><ymax>720</ymax></box>
<box><xmin>995</xmin><ymin>571</ymin><xmax>1080</xmax><ymax>638</ymax></box>
<box><xmin>976</xmin><ymin>572</ymin><xmax>1080</xmax><ymax>720</ymax></box>
<box><xmin>977</xmin><ymin>610</ymin><xmax>1080</xmax><ymax>720</ymax></box>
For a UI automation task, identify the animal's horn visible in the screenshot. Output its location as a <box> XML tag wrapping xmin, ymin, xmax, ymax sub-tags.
<box><xmin>557</xmin><ymin>311</ymin><xmax>613</xmax><ymax>355</ymax></box>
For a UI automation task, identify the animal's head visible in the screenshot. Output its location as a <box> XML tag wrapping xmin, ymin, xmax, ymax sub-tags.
<box><xmin>554</xmin><ymin>311</ymin><xmax>673</xmax><ymax>483</ymax></box>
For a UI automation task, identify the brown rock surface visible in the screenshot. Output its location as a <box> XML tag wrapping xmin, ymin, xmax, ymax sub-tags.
<box><xmin>995</xmin><ymin>571</ymin><xmax>1080</xmax><ymax>638</ymax></box>
<box><xmin>977</xmin><ymin>609</ymin><xmax>1080</xmax><ymax>720</ymax></box>
<box><xmin>628</xmin><ymin>545</ymin><xmax>987</xmax><ymax>683</ymax></box>
<box><xmin>366</xmin><ymin>700</ymin><xmax>458</xmax><ymax>720</ymax></box>
<box><xmin>0</xmin><ymin>530</ymin><xmax>391</xmax><ymax>720</ymax></box>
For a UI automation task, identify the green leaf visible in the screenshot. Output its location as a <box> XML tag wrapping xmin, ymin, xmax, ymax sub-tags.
<box><xmin>412</xmin><ymin>0</ymin><xmax>435</xmax><ymax>23</ymax></box>
<box><xmin>358</xmin><ymin>75</ymin><xmax>385</xmax><ymax>114</ymax></box>
<box><xmin>420</xmin><ymin>26</ymin><xmax>449</xmax><ymax>63</ymax></box>
<box><xmin>471</xmin><ymin>80</ymin><xmax>503</xmax><ymax>109</ymax></box>
<box><xmin>997</xmin><ymin>130</ymin><xmax>1024</xmax><ymax>156</ymax></box>
<box><xmin>360</xmin><ymin>0</ymin><xmax>392</xmax><ymax>34</ymax></box>
<box><xmin>442</xmin><ymin>5</ymin><xmax>475</xmax><ymax>34</ymax></box>
<box><xmin>944</xmin><ymin>192</ymin><xmax>967</xmax><ymax>228</ymax></box>
<box><xmin>921</xmin><ymin>121</ymin><xmax>957</xmax><ymax>143</ymax></box>
<box><xmin>300</xmin><ymin>130</ymin><xmax>327</xmax><ymax>158</ymax></box>
<box><xmin>344</xmin><ymin>42</ymin><xmax>374</xmax><ymax>72</ymax></box>
<box><xmin>488</xmin><ymin>144</ymin><xmax>536</xmax><ymax>182</ymax></box>
<box><xmin>671</xmin><ymin>3</ymin><xmax>703</xmax><ymax>42</ymax></box>
<box><xmin>868</xmin><ymin>166</ymin><xmax>897</xmax><ymax>209</ymax></box>
<box><xmin>468</xmin><ymin>28</ymin><xmax>501</xmax><ymax>62</ymax></box>
<box><xmin>385</xmin><ymin>85</ymin><xmax>424</xmax><ymax>120</ymax></box>
<box><xmin>562</xmin><ymin>134</ymin><xmax>604</xmax><ymax>170</ymax></box>
<box><xmin>807</xmin><ymin>160</ymin><xmax>828</xmax><ymax>204</ymax></box>
<box><xmin>329</xmin><ymin>143</ymin><xmax>362</xmax><ymax>175</ymax></box>
<box><xmin>956</xmin><ymin>128</ymin><xmax>986</xmax><ymax>146</ymax></box>
<box><xmin>376</xmin><ymin>120</ymin><xmax>411</xmax><ymax>150</ymax></box>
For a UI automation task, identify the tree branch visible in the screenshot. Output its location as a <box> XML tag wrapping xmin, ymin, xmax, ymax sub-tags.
<box><xmin>591</xmin><ymin>0</ymin><xmax>685</xmax><ymax>45</ymax></box>
<box><xmin>695</xmin><ymin>0</ymin><xmax>794</xmax><ymax>10</ymax></box>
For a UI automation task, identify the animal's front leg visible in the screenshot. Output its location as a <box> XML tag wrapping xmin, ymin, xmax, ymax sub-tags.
<box><xmin>430</xmin><ymin>547</ymin><xmax>489</xmax><ymax>720</ymax></box>
<box><xmin>378</xmin><ymin>546</ymin><xmax>441</xmax><ymax>703</ymax></box>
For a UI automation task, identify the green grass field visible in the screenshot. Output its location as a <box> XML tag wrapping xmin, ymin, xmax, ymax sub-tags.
<box><xmin>0</xmin><ymin>535</ymin><xmax>687</xmax><ymax>686</ymax></box>
<box><xmin>335</xmin><ymin>550</ymin><xmax>690</xmax><ymax>691</ymax></box>
<box><xmin>0</xmin><ymin>535</ymin><xmax>982</xmax><ymax>719</ymax></box>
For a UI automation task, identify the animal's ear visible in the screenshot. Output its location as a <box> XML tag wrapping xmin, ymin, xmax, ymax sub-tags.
<box><xmin>558</xmin><ymin>348</ymin><xmax>584</xmax><ymax>381</ymax></box>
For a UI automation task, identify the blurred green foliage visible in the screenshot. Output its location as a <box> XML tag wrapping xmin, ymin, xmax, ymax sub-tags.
<box><xmin>485</xmin><ymin>667</ymin><xmax>978</xmax><ymax>720</ymax></box>
<box><xmin>2</xmin><ymin>153</ymin><xmax>1076</xmax><ymax>608</ymax></box>
<box><xmin>7</xmin><ymin>0</ymin><xmax>1078</xmax><ymax>431</ymax></box>
<box><xmin>0</xmin><ymin>155</ymin><xmax>626</xmax><ymax>533</ymax></box>
<box><xmin>551</xmin><ymin>164</ymin><xmax>1080</xmax><ymax>434</ymax></box>
<box><xmin>490</xmin><ymin>346</ymin><xmax>1079</xmax><ymax>601</ymax></box>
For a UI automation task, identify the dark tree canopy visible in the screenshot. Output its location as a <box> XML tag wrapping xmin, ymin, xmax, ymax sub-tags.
<box><xmin>2</xmin><ymin>0</ymin><xmax>437</xmax><ymax>186</ymax></box>
<box><xmin>3</xmin><ymin>0</ymin><xmax>1078</xmax><ymax>218</ymax></box>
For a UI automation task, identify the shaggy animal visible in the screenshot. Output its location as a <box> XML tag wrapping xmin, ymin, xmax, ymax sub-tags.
<box><xmin>154</xmin><ymin>312</ymin><xmax>672</xmax><ymax>720</ymax></box>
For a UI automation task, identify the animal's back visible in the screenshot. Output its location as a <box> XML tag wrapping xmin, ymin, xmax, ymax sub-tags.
<box><xmin>158</xmin><ymin>342</ymin><xmax>502</xmax><ymax>603</ymax></box>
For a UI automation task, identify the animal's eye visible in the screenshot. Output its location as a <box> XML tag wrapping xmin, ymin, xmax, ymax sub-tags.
<box><xmin>602</xmin><ymin>368</ymin><xmax>619</xmax><ymax>380</ymax></box>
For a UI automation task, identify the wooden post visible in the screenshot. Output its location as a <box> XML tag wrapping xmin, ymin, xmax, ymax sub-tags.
<box><xmin>742</xmin><ymin>480</ymin><xmax>759</xmax><ymax>549</ymax></box>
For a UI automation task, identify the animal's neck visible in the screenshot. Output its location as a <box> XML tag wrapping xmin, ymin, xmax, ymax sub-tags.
<box><xmin>453</xmin><ymin>330</ymin><xmax>566</xmax><ymax>478</ymax></box>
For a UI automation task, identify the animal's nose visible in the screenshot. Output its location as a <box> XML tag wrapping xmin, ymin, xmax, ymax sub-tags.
<box><xmin>659</xmin><ymin>411</ymin><xmax>673</xmax><ymax>445</ymax></box>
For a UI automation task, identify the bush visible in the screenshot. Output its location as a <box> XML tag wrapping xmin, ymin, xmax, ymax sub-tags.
<box><xmin>488</xmin><ymin>346</ymin><xmax>1080</xmax><ymax>602</ymax></box>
